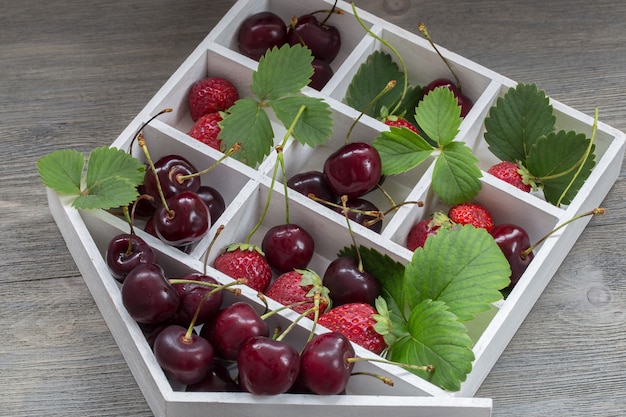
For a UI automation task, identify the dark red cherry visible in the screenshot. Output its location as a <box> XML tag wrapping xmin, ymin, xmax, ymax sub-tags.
<box><xmin>237</xmin><ymin>11</ymin><xmax>287</xmax><ymax>61</ymax></box>
<box><xmin>171</xmin><ymin>273</ymin><xmax>223</xmax><ymax>327</ymax></box>
<box><xmin>105</xmin><ymin>233</ymin><xmax>157</xmax><ymax>282</ymax></box>
<box><xmin>287</xmin><ymin>14</ymin><xmax>341</xmax><ymax>63</ymax></box>
<box><xmin>491</xmin><ymin>223</ymin><xmax>535</xmax><ymax>289</ymax></box>
<box><xmin>323</xmin><ymin>142</ymin><xmax>382</xmax><ymax>199</ymax></box>
<box><xmin>196</xmin><ymin>185</ymin><xmax>226</xmax><ymax>223</ymax></box>
<box><xmin>237</xmin><ymin>336</ymin><xmax>300</xmax><ymax>395</ymax></box>
<box><xmin>153</xmin><ymin>191</ymin><xmax>210</xmax><ymax>246</ymax></box>
<box><xmin>422</xmin><ymin>78</ymin><xmax>472</xmax><ymax>117</ymax></box>
<box><xmin>287</xmin><ymin>170</ymin><xmax>339</xmax><ymax>205</ymax></box>
<box><xmin>153</xmin><ymin>324</ymin><xmax>214</xmax><ymax>385</ymax></box>
<box><xmin>334</xmin><ymin>197</ymin><xmax>382</xmax><ymax>233</ymax></box>
<box><xmin>121</xmin><ymin>263</ymin><xmax>180</xmax><ymax>324</ymax></box>
<box><xmin>142</xmin><ymin>154</ymin><xmax>201</xmax><ymax>202</ymax></box>
<box><xmin>309</xmin><ymin>58</ymin><xmax>334</xmax><ymax>90</ymax></box>
<box><xmin>200</xmin><ymin>301</ymin><xmax>269</xmax><ymax>361</ymax></box>
<box><xmin>186</xmin><ymin>362</ymin><xmax>241</xmax><ymax>392</ymax></box>
<box><xmin>298</xmin><ymin>331</ymin><xmax>355</xmax><ymax>395</ymax></box>
<box><xmin>261</xmin><ymin>223</ymin><xmax>315</xmax><ymax>273</ymax></box>
<box><xmin>323</xmin><ymin>256</ymin><xmax>380</xmax><ymax>306</ymax></box>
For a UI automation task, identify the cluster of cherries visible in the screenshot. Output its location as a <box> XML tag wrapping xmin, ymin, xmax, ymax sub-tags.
<box><xmin>237</xmin><ymin>3</ymin><xmax>343</xmax><ymax>90</ymax></box>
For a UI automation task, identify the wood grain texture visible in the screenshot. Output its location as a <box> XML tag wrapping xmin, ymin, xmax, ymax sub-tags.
<box><xmin>1</xmin><ymin>1</ymin><xmax>624</xmax><ymax>416</ymax></box>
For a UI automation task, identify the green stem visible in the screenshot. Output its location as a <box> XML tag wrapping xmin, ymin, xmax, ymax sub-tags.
<box><xmin>555</xmin><ymin>108</ymin><xmax>598</xmax><ymax>207</ymax></box>
<box><xmin>345</xmin><ymin>80</ymin><xmax>396</xmax><ymax>144</ymax></box>
<box><xmin>418</xmin><ymin>23</ymin><xmax>462</xmax><ymax>93</ymax></box>
<box><xmin>245</xmin><ymin>105</ymin><xmax>307</xmax><ymax>243</ymax></box>
<box><xmin>138</xmin><ymin>133</ymin><xmax>171</xmax><ymax>215</ymax></box>
<box><xmin>177</xmin><ymin>143</ymin><xmax>241</xmax><ymax>181</ymax></box>
<box><xmin>351</xmin><ymin>2</ymin><xmax>408</xmax><ymax>116</ymax></box>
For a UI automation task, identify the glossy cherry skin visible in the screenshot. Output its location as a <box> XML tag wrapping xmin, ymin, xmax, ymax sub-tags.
<box><xmin>323</xmin><ymin>142</ymin><xmax>382</xmax><ymax>199</ymax></box>
<box><xmin>105</xmin><ymin>233</ymin><xmax>157</xmax><ymax>282</ymax></box>
<box><xmin>153</xmin><ymin>191</ymin><xmax>210</xmax><ymax>246</ymax></box>
<box><xmin>287</xmin><ymin>14</ymin><xmax>341</xmax><ymax>63</ymax></box>
<box><xmin>196</xmin><ymin>185</ymin><xmax>226</xmax><ymax>223</ymax></box>
<box><xmin>200</xmin><ymin>301</ymin><xmax>269</xmax><ymax>361</ymax></box>
<box><xmin>287</xmin><ymin>170</ymin><xmax>339</xmax><ymax>205</ymax></box>
<box><xmin>142</xmin><ymin>154</ymin><xmax>201</xmax><ymax>202</ymax></box>
<box><xmin>334</xmin><ymin>197</ymin><xmax>382</xmax><ymax>233</ymax></box>
<box><xmin>237</xmin><ymin>11</ymin><xmax>287</xmax><ymax>60</ymax></box>
<box><xmin>309</xmin><ymin>58</ymin><xmax>334</xmax><ymax>90</ymax></box>
<box><xmin>298</xmin><ymin>332</ymin><xmax>355</xmax><ymax>395</ymax></box>
<box><xmin>261</xmin><ymin>223</ymin><xmax>315</xmax><ymax>273</ymax></box>
<box><xmin>186</xmin><ymin>362</ymin><xmax>241</xmax><ymax>392</ymax></box>
<box><xmin>153</xmin><ymin>324</ymin><xmax>214</xmax><ymax>385</ymax></box>
<box><xmin>323</xmin><ymin>256</ymin><xmax>380</xmax><ymax>306</ymax></box>
<box><xmin>237</xmin><ymin>336</ymin><xmax>300</xmax><ymax>395</ymax></box>
<box><xmin>121</xmin><ymin>263</ymin><xmax>180</xmax><ymax>324</ymax></box>
<box><xmin>491</xmin><ymin>223</ymin><xmax>535</xmax><ymax>289</ymax></box>
<box><xmin>171</xmin><ymin>273</ymin><xmax>223</xmax><ymax>327</ymax></box>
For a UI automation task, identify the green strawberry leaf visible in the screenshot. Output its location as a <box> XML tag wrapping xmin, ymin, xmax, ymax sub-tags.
<box><xmin>483</xmin><ymin>83</ymin><xmax>556</xmax><ymax>163</ymax></box>
<box><xmin>372</xmin><ymin>127</ymin><xmax>434</xmax><ymax>175</ymax></box>
<box><xmin>219</xmin><ymin>97</ymin><xmax>274</xmax><ymax>167</ymax></box>
<box><xmin>37</xmin><ymin>146</ymin><xmax>145</xmax><ymax>210</ymax></box>
<box><xmin>432</xmin><ymin>141</ymin><xmax>482</xmax><ymax>205</ymax></box>
<box><xmin>527</xmin><ymin>130</ymin><xmax>595</xmax><ymax>205</ymax></box>
<box><xmin>344</xmin><ymin>50</ymin><xmax>405</xmax><ymax>117</ymax></box>
<box><xmin>415</xmin><ymin>87</ymin><xmax>462</xmax><ymax>146</ymax></box>
<box><xmin>36</xmin><ymin>149</ymin><xmax>84</xmax><ymax>195</ymax></box>
<box><xmin>85</xmin><ymin>146</ymin><xmax>145</xmax><ymax>189</ymax></box>
<box><xmin>391</xmin><ymin>85</ymin><xmax>424</xmax><ymax>125</ymax></box>
<box><xmin>269</xmin><ymin>95</ymin><xmax>334</xmax><ymax>148</ymax></box>
<box><xmin>387</xmin><ymin>299</ymin><xmax>474</xmax><ymax>392</ymax></box>
<box><xmin>405</xmin><ymin>225</ymin><xmax>510</xmax><ymax>321</ymax></box>
<box><xmin>251</xmin><ymin>44</ymin><xmax>314</xmax><ymax>101</ymax></box>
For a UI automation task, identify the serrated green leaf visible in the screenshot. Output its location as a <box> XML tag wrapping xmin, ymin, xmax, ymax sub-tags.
<box><xmin>344</xmin><ymin>50</ymin><xmax>405</xmax><ymax>117</ymax></box>
<box><xmin>431</xmin><ymin>142</ymin><xmax>482</xmax><ymax>205</ymax></box>
<box><xmin>219</xmin><ymin>97</ymin><xmax>274</xmax><ymax>167</ymax></box>
<box><xmin>372</xmin><ymin>127</ymin><xmax>434</xmax><ymax>175</ymax></box>
<box><xmin>36</xmin><ymin>149</ymin><xmax>84</xmax><ymax>195</ymax></box>
<box><xmin>252</xmin><ymin>44</ymin><xmax>314</xmax><ymax>101</ymax></box>
<box><xmin>405</xmin><ymin>225</ymin><xmax>510</xmax><ymax>321</ymax></box>
<box><xmin>269</xmin><ymin>96</ymin><xmax>333</xmax><ymax>148</ymax></box>
<box><xmin>393</xmin><ymin>85</ymin><xmax>424</xmax><ymax>125</ymax></box>
<box><xmin>73</xmin><ymin>176</ymin><xmax>139</xmax><ymax>210</ymax></box>
<box><xmin>387</xmin><ymin>299</ymin><xmax>474</xmax><ymax>391</ymax></box>
<box><xmin>528</xmin><ymin>130</ymin><xmax>595</xmax><ymax>205</ymax></box>
<box><xmin>415</xmin><ymin>87</ymin><xmax>462</xmax><ymax>146</ymax></box>
<box><xmin>484</xmin><ymin>83</ymin><xmax>556</xmax><ymax>163</ymax></box>
<box><xmin>85</xmin><ymin>146</ymin><xmax>145</xmax><ymax>190</ymax></box>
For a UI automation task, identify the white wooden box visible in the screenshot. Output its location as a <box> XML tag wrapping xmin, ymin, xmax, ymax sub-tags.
<box><xmin>45</xmin><ymin>0</ymin><xmax>626</xmax><ymax>416</ymax></box>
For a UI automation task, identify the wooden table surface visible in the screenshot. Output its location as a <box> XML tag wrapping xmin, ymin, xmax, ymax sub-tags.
<box><xmin>1</xmin><ymin>0</ymin><xmax>624</xmax><ymax>416</ymax></box>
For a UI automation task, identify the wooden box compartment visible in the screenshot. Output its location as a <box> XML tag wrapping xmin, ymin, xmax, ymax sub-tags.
<box><xmin>44</xmin><ymin>0</ymin><xmax>626</xmax><ymax>416</ymax></box>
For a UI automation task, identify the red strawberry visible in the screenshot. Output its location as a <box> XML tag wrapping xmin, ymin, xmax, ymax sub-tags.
<box><xmin>406</xmin><ymin>212</ymin><xmax>452</xmax><ymax>251</ymax></box>
<box><xmin>264</xmin><ymin>270</ymin><xmax>329</xmax><ymax>320</ymax></box>
<box><xmin>318</xmin><ymin>302</ymin><xmax>386</xmax><ymax>355</ymax></box>
<box><xmin>188</xmin><ymin>112</ymin><xmax>222</xmax><ymax>151</ymax></box>
<box><xmin>487</xmin><ymin>161</ymin><xmax>531</xmax><ymax>192</ymax></box>
<box><xmin>448</xmin><ymin>202</ymin><xmax>494</xmax><ymax>233</ymax></box>
<box><xmin>188</xmin><ymin>76</ymin><xmax>239</xmax><ymax>121</ymax></box>
<box><xmin>384</xmin><ymin>117</ymin><xmax>420</xmax><ymax>134</ymax></box>
<box><xmin>213</xmin><ymin>244</ymin><xmax>272</xmax><ymax>293</ymax></box>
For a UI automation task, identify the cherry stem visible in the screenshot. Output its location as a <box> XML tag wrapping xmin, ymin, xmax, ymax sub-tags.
<box><xmin>348</xmin><ymin>356</ymin><xmax>435</xmax><ymax>373</ymax></box>
<box><xmin>351</xmin><ymin>2</ymin><xmax>408</xmax><ymax>116</ymax></box>
<box><xmin>177</xmin><ymin>143</ymin><xmax>241</xmax><ymax>182</ymax></box>
<box><xmin>203</xmin><ymin>224</ymin><xmax>224</xmax><ymax>276</ymax></box>
<box><xmin>418</xmin><ymin>22</ymin><xmax>462</xmax><ymax>93</ymax></box>
<box><xmin>245</xmin><ymin>105</ymin><xmax>307</xmax><ymax>244</ymax></box>
<box><xmin>320</xmin><ymin>0</ymin><xmax>341</xmax><ymax>26</ymax></box>
<box><xmin>350</xmin><ymin>371</ymin><xmax>394</xmax><ymax>387</ymax></box>
<box><xmin>340</xmin><ymin>195</ymin><xmax>365</xmax><ymax>272</ymax></box>
<box><xmin>128</xmin><ymin>108</ymin><xmax>173</xmax><ymax>154</ymax></box>
<box><xmin>308</xmin><ymin>193</ymin><xmax>383</xmax><ymax>222</ymax></box>
<box><xmin>555</xmin><ymin>108</ymin><xmax>598</xmax><ymax>207</ymax></box>
<box><xmin>521</xmin><ymin>207</ymin><xmax>605</xmax><ymax>258</ymax></box>
<box><xmin>137</xmin><ymin>132</ymin><xmax>172</xmax><ymax>216</ymax></box>
<box><xmin>345</xmin><ymin>80</ymin><xmax>396</xmax><ymax>144</ymax></box>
